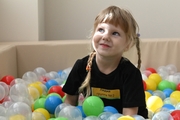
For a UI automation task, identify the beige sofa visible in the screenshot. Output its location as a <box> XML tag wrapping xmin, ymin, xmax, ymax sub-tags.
<box><xmin>0</xmin><ymin>38</ymin><xmax>180</xmax><ymax>79</ymax></box>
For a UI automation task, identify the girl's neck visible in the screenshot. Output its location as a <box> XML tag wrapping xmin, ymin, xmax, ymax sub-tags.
<box><xmin>95</xmin><ymin>54</ymin><xmax>122</xmax><ymax>75</ymax></box>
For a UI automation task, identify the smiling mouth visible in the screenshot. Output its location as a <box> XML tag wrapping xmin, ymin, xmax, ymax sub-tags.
<box><xmin>100</xmin><ymin>43</ymin><xmax>110</xmax><ymax>48</ymax></box>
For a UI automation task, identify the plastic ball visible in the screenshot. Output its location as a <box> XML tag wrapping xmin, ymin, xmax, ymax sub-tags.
<box><xmin>82</xmin><ymin>96</ymin><xmax>104</xmax><ymax>116</ymax></box>
<box><xmin>6</xmin><ymin>102</ymin><xmax>32</xmax><ymax>120</ymax></box>
<box><xmin>176</xmin><ymin>83</ymin><xmax>180</xmax><ymax>91</ymax></box>
<box><xmin>32</xmin><ymin>111</ymin><xmax>46</xmax><ymax>120</ymax></box>
<box><xmin>175</xmin><ymin>102</ymin><xmax>180</xmax><ymax>110</ymax></box>
<box><xmin>157</xmin><ymin>80</ymin><xmax>172</xmax><ymax>91</ymax></box>
<box><xmin>107</xmin><ymin>113</ymin><xmax>123</xmax><ymax>120</ymax></box>
<box><xmin>0</xmin><ymin>116</ymin><xmax>7</xmax><ymax>120</ymax></box>
<box><xmin>145</xmin><ymin>79</ymin><xmax>157</xmax><ymax>91</ymax></box>
<box><xmin>1</xmin><ymin>75</ymin><xmax>15</xmax><ymax>85</ymax></box>
<box><xmin>171</xmin><ymin>110</ymin><xmax>180</xmax><ymax>120</ymax></box>
<box><xmin>45</xmin><ymin>79</ymin><xmax>59</xmax><ymax>90</ymax></box>
<box><xmin>33</xmin><ymin>67</ymin><xmax>47</xmax><ymax>80</ymax></box>
<box><xmin>83</xmin><ymin>116</ymin><xmax>100</xmax><ymax>120</ymax></box>
<box><xmin>28</xmin><ymin>86</ymin><xmax>40</xmax><ymax>101</ymax></box>
<box><xmin>132</xmin><ymin>115</ymin><xmax>146</xmax><ymax>120</ymax></box>
<box><xmin>54</xmin><ymin>103</ymin><xmax>71</xmax><ymax>118</ymax></box>
<box><xmin>45</xmin><ymin>95</ymin><xmax>63</xmax><ymax>114</ymax></box>
<box><xmin>48</xmin><ymin>85</ymin><xmax>65</xmax><ymax>98</ymax></box>
<box><xmin>22</xmin><ymin>71</ymin><xmax>39</xmax><ymax>84</ymax></box>
<box><xmin>148</xmin><ymin>73</ymin><xmax>162</xmax><ymax>85</ymax></box>
<box><xmin>146</xmin><ymin>67</ymin><xmax>157</xmax><ymax>73</ymax></box>
<box><xmin>141</xmin><ymin>70</ymin><xmax>152</xmax><ymax>78</ymax></box>
<box><xmin>170</xmin><ymin>91</ymin><xmax>180</xmax><ymax>102</ymax></box>
<box><xmin>0</xmin><ymin>81</ymin><xmax>9</xmax><ymax>98</ymax></box>
<box><xmin>166</xmin><ymin>64</ymin><xmax>177</xmax><ymax>75</ymax></box>
<box><xmin>142</xmin><ymin>80</ymin><xmax>147</xmax><ymax>90</ymax></box>
<box><xmin>163</xmin><ymin>97</ymin><xmax>178</xmax><ymax>106</ymax></box>
<box><xmin>58</xmin><ymin>105</ymin><xmax>82</xmax><ymax>120</ymax></box>
<box><xmin>162</xmin><ymin>104</ymin><xmax>175</xmax><ymax>111</ymax></box>
<box><xmin>0</xmin><ymin>85</ymin><xmax>5</xmax><ymax>101</ymax></box>
<box><xmin>55</xmin><ymin>117</ymin><xmax>68</xmax><ymax>120</ymax></box>
<box><xmin>0</xmin><ymin>105</ymin><xmax>6</xmax><ymax>116</ymax></box>
<box><xmin>157</xmin><ymin>66</ymin><xmax>169</xmax><ymax>80</ymax></box>
<box><xmin>33</xmin><ymin>97</ymin><xmax>46</xmax><ymax>110</ymax></box>
<box><xmin>9</xmin><ymin>78</ymin><xmax>26</xmax><ymax>87</ymax></box>
<box><xmin>98</xmin><ymin>112</ymin><xmax>113</xmax><ymax>120</ymax></box>
<box><xmin>152</xmin><ymin>111</ymin><xmax>173</xmax><ymax>120</ymax></box>
<box><xmin>163</xmin><ymin>88</ymin><xmax>173</xmax><ymax>98</ymax></box>
<box><xmin>118</xmin><ymin>115</ymin><xmax>135</xmax><ymax>120</ymax></box>
<box><xmin>9</xmin><ymin>83</ymin><xmax>31</xmax><ymax>106</ymax></box>
<box><xmin>103</xmin><ymin>106</ymin><xmax>119</xmax><ymax>114</ymax></box>
<box><xmin>146</xmin><ymin>96</ymin><xmax>163</xmax><ymax>112</ymax></box>
<box><xmin>152</xmin><ymin>90</ymin><xmax>166</xmax><ymax>100</ymax></box>
<box><xmin>145</xmin><ymin>91</ymin><xmax>152</xmax><ymax>102</ymax></box>
<box><xmin>76</xmin><ymin>105</ymin><xmax>86</xmax><ymax>118</ymax></box>
<box><xmin>9</xmin><ymin>114</ymin><xmax>25</xmax><ymax>120</ymax></box>
<box><xmin>29</xmin><ymin>82</ymin><xmax>43</xmax><ymax>96</ymax></box>
<box><xmin>34</xmin><ymin>108</ymin><xmax>50</xmax><ymax>120</ymax></box>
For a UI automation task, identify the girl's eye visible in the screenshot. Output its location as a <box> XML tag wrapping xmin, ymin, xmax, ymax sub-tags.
<box><xmin>98</xmin><ymin>28</ymin><xmax>104</xmax><ymax>33</ymax></box>
<box><xmin>113</xmin><ymin>32</ymin><xmax>120</xmax><ymax>36</ymax></box>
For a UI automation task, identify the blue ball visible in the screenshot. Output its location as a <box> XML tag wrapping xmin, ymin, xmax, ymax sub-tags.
<box><xmin>162</xmin><ymin>104</ymin><xmax>175</xmax><ymax>111</ymax></box>
<box><xmin>163</xmin><ymin>88</ymin><xmax>173</xmax><ymax>98</ymax></box>
<box><xmin>45</xmin><ymin>79</ymin><xmax>59</xmax><ymax>90</ymax></box>
<box><xmin>103</xmin><ymin>106</ymin><xmax>119</xmax><ymax>114</ymax></box>
<box><xmin>76</xmin><ymin>105</ymin><xmax>86</xmax><ymax>118</ymax></box>
<box><xmin>45</xmin><ymin>95</ymin><xmax>63</xmax><ymax>114</ymax></box>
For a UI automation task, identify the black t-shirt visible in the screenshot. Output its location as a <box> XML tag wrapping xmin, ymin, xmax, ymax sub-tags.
<box><xmin>62</xmin><ymin>55</ymin><xmax>148</xmax><ymax>118</ymax></box>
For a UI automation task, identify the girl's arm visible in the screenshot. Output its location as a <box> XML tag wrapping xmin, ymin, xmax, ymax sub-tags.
<box><xmin>123</xmin><ymin>107</ymin><xmax>138</xmax><ymax>116</ymax></box>
<box><xmin>64</xmin><ymin>94</ymin><xmax>79</xmax><ymax>106</ymax></box>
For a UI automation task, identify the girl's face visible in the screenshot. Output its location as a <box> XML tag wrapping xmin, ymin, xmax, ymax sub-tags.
<box><xmin>92</xmin><ymin>23</ymin><xmax>129</xmax><ymax>58</ymax></box>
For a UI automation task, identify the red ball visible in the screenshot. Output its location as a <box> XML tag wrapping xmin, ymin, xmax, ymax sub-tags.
<box><xmin>1</xmin><ymin>75</ymin><xmax>15</xmax><ymax>85</ymax></box>
<box><xmin>176</xmin><ymin>83</ymin><xmax>180</xmax><ymax>91</ymax></box>
<box><xmin>171</xmin><ymin>110</ymin><xmax>180</xmax><ymax>120</ymax></box>
<box><xmin>142</xmin><ymin>80</ymin><xmax>147</xmax><ymax>90</ymax></box>
<box><xmin>146</xmin><ymin>68</ymin><xmax>157</xmax><ymax>73</ymax></box>
<box><xmin>48</xmin><ymin>85</ymin><xmax>65</xmax><ymax>98</ymax></box>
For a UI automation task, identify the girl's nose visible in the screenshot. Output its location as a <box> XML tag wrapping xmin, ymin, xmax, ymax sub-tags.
<box><xmin>102</xmin><ymin>32</ymin><xmax>110</xmax><ymax>41</ymax></box>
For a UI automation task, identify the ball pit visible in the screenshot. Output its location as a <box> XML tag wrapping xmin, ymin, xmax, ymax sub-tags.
<box><xmin>1</xmin><ymin>64</ymin><xmax>180</xmax><ymax>120</ymax></box>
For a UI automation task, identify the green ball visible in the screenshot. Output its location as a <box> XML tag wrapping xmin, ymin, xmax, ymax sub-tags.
<box><xmin>157</xmin><ymin>80</ymin><xmax>172</xmax><ymax>91</ymax></box>
<box><xmin>62</xmin><ymin>95</ymin><xmax>66</xmax><ymax>103</ymax></box>
<box><xmin>34</xmin><ymin>97</ymin><xmax>46</xmax><ymax>110</ymax></box>
<box><xmin>169</xmin><ymin>82</ymin><xmax>176</xmax><ymax>91</ymax></box>
<box><xmin>82</xmin><ymin>96</ymin><xmax>104</xmax><ymax>116</ymax></box>
<box><xmin>55</xmin><ymin>117</ymin><xmax>68</xmax><ymax>120</ymax></box>
<box><xmin>46</xmin><ymin>93</ymin><xmax>61</xmax><ymax>98</ymax></box>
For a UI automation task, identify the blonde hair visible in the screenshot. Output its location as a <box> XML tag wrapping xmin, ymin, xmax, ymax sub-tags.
<box><xmin>79</xmin><ymin>6</ymin><xmax>141</xmax><ymax>98</ymax></box>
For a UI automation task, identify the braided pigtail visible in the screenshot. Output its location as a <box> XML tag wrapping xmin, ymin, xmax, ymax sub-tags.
<box><xmin>79</xmin><ymin>51</ymin><xmax>96</xmax><ymax>98</ymax></box>
<box><xmin>136</xmin><ymin>34</ymin><xmax>141</xmax><ymax>69</ymax></box>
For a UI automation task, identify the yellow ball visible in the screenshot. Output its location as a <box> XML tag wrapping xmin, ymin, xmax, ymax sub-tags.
<box><xmin>170</xmin><ymin>91</ymin><xmax>180</xmax><ymax>102</ymax></box>
<box><xmin>34</xmin><ymin>108</ymin><xmax>50</xmax><ymax>120</ymax></box>
<box><xmin>145</xmin><ymin>91</ymin><xmax>152</xmax><ymax>102</ymax></box>
<box><xmin>146</xmin><ymin>96</ymin><xmax>163</xmax><ymax>112</ymax></box>
<box><xmin>9</xmin><ymin>114</ymin><xmax>25</xmax><ymax>120</ymax></box>
<box><xmin>118</xmin><ymin>115</ymin><xmax>135</xmax><ymax>120</ymax></box>
<box><xmin>29</xmin><ymin>83</ymin><xmax>43</xmax><ymax>95</ymax></box>
<box><xmin>148</xmin><ymin>73</ymin><xmax>162</xmax><ymax>85</ymax></box>
<box><xmin>145</xmin><ymin>79</ymin><xmax>157</xmax><ymax>91</ymax></box>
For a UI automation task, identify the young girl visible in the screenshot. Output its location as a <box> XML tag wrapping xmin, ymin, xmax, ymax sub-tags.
<box><xmin>62</xmin><ymin>5</ymin><xmax>148</xmax><ymax>118</ymax></box>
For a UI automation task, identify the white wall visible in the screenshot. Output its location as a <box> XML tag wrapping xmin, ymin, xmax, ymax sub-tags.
<box><xmin>45</xmin><ymin>0</ymin><xmax>180</xmax><ymax>40</ymax></box>
<box><xmin>0</xmin><ymin>0</ymin><xmax>43</xmax><ymax>42</ymax></box>
<box><xmin>0</xmin><ymin>0</ymin><xmax>180</xmax><ymax>42</ymax></box>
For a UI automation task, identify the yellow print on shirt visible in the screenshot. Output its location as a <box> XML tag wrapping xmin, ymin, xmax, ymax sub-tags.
<box><xmin>91</xmin><ymin>87</ymin><xmax>120</xmax><ymax>99</ymax></box>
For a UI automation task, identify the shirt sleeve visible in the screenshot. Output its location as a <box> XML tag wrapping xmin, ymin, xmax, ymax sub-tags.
<box><xmin>62</xmin><ymin>59</ymin><xmax>87</xmax><ymax>95</ymax></box>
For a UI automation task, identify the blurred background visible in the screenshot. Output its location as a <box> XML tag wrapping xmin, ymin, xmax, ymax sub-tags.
<box><xmin>0</xmin><ymin>0</ymin><xmax>180</xmax><ymax>42</ymax></box>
